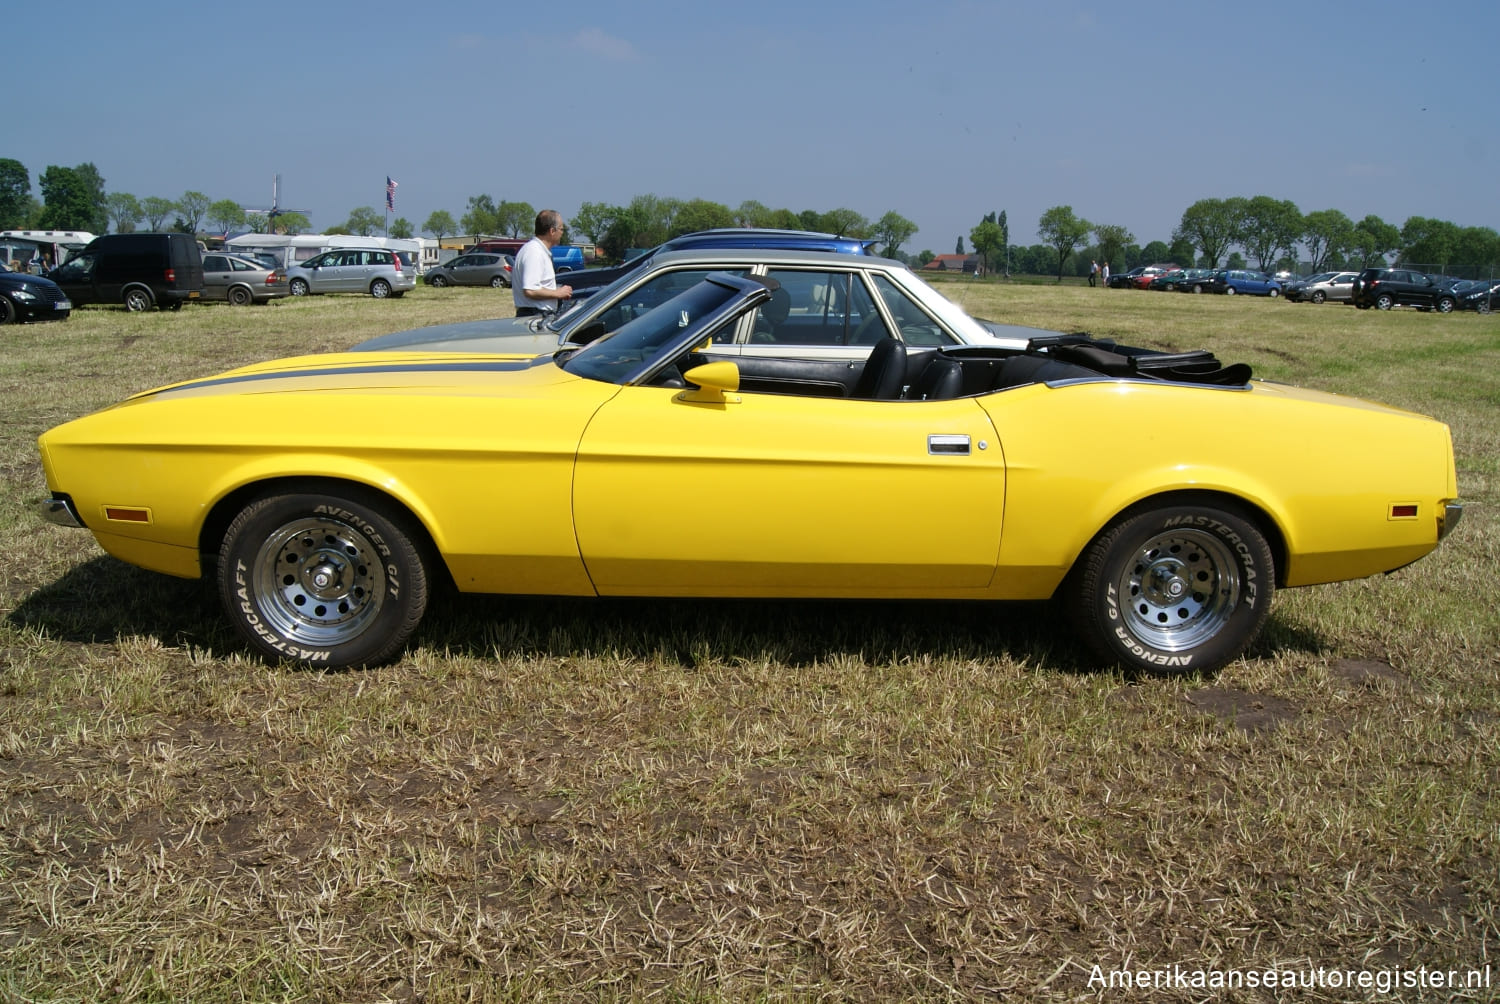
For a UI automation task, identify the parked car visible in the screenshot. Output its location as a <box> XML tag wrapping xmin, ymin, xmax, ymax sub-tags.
<box><xmin>200</xmin><ymin>253</ymin><xmax>289</xmax><ymax>305</ymax></box>
<box><xmin>1350</xmin><ymin>268</ymin><xmax>1456</xmax><ymax>312</ymax></box>
<box><xmin>38</xmin><ymin>272</ymin><xmax>1462</xmax><ymax>676</ymax></box>
<box><xmin>425</xmin><ymin>253</ymin><xmax>514</xmax><ymax>288</ymax></box>
<box><xmin>563</xmin><ymin>229</ymin><xmax>878</xmax><ymax>297</ymax></box>
<box><xmin>0</xmin><ymin>260</ymin><xmax>72</xmax><ymax>323</ymax></box>
<box><xmin>1149</xmin><ymin>268</ymin><xmax>1213</xmax><ymax>292</ymax></box>
<box><xmin>45</xmin><ymin>232</ymin><xmax>205</xmax><ymax>312</ymax></box>
<box><xmin>353</xmin><ymin>247</ymin><xmax>1042</xmax><ymax>359</ymax></box>
<box><xmin>1129</xmin><ymin>265</ymin><xmax>1178</xmax><ymax>290</ymax></box>
<box><xmin>1204</xmin><ymin>269</ymin><xmax>1282</xmax><ymax>297</ymax></box>
<box><xmin>1107</xmin><ymin>266</ymin><xmax>1148</xmax><ymax>289</ymax></box>
<box><xmin>283</xmin><ymin>248</ymin><xmax>415</xmax><ymax>298</ymax></box>
<box><xmin>1284</xmin><ymin>271</ymin><xmax>1358</xmax><ymax>304</ymax></box>
<box><xmin>1447</xmin><ymin>279</ymin><xmax>1500</xmax><ymax>313</ymax></box>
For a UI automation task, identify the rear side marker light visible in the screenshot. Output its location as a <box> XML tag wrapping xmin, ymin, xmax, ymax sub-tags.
<box><xmin>1389</xmin><ymin>504</ymin><xmax>1419</xmax><ymax>519</ymax></box>
<box><xmin>104</xmin><ymin>506</ymin><xmax>152</xmax><ymax>524</ymax></box>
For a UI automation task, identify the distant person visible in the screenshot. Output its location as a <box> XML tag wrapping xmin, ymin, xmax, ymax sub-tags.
<box><xmin>512</xmin><ymin>209</ymin><xmax>573</xmax><ymax>318</ymax></box>
<box><xmin>1088</xmin><ymin>259</ymin><xmax>1098</xmax><ymax>287</ymax></box>
<box><xmin>1101</xmin><ymin>262</ymin><xmax>1110</xmax><ymax>287</ymax></box>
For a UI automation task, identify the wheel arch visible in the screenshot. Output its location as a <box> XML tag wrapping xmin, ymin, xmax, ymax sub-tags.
<box><xmin>121</xmin><ymin>283</ymin><xmax>156</xmax><ymax>309</ymax></box>
<box><xmin>1058</xmin><ymin>488</ymin><xmax>1289</xmax><ymax>595</ymax></box>
<box><xmin>198</xmin><ymin>475</ymin><xmax>451</xmax><ymax>588</ymax></box>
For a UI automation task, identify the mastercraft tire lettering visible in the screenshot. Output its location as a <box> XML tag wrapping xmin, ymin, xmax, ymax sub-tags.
<box><xmin>218</xmin><ymin>490</ymin><xmax>429</xmax><ymax>668</ymax></box>
<box><xmin>1066</xmin><ymin>504</ymin><xmax>1275</xmax><ymax>674</ymax></box>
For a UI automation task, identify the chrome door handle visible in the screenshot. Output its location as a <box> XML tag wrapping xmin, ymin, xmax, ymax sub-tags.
<box><xmin>928</xmin><ymin>434</ymin><xmax>970</xmax><ymax>455</ymax></box>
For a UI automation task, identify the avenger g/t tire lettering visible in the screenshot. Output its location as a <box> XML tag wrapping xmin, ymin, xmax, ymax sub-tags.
<box><xmin>218</xmin><ymin>491</ymin><xmax>429</xmax><ymax>668</ymax></box>
<box><xmin>1066</xmin><ymin>504</ymin><xmax>1275</xmax><ymax>675</ymax></box>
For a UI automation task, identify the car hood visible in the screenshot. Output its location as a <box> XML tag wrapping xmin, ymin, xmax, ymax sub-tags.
<box><xmin>351</xmin><ymin>316</ymin><xmax>560</xmax><ymax>353</ymax></box>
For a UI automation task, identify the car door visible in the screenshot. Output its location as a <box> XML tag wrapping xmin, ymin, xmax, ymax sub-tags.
<box><xmin>202</xmin><ymin>254</ymin><xmax>230</xmax><ymax>301</ymax></box>
<box><xmin>572</xmin><ymin>387</ymin><xmax>1006</xmax><ymax>595</ymax></box>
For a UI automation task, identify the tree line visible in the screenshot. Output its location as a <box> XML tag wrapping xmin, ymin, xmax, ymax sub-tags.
<box><xmin>979</xmin><ymin>197</ymin><xmax>1500</xmax><ymax>282</ymax></box>
<box><xmin>6</xmin><ymin>159</ymin><xmax>1495</xmax><ymax>278</ymax></box>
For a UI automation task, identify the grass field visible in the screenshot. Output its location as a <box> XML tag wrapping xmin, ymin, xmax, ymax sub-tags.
<box><xmin>2</xmin><ymin>281</ymin><xmax>1497</xmax><ymax>1002</ymax></box>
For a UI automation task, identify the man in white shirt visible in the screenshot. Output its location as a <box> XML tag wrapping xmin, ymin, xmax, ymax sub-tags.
<box><xmin>512</xmin><ymin>209</ymin><xmax>574</xmax><ymax>317</ymax></box>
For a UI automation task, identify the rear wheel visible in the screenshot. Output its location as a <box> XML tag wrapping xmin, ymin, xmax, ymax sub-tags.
<box><xmin>217</xmin><ymin>489</ymin><xmax>430</xmax><ymax>668</ymax></box>
<box><xmin>1268</xmin><ymin>287</ymin><xmax>1279</xmax><ymax>298</ymax></box>
<box><xmin>1066</xmin><ymin>502</ymin><xmax>1275</xmax><ymax>675</ymax></box>
<box><xmin>370</xmin><ymin>279</ymin><xmax>392</xmax><ymax>298</ymax></box>
<box><xmin>228</xmin><ymin>285</ymin><xmax>254</xmax><ymax>306</ymax></box>
<box><xmin>123</xmin><ymin>287</ymin><xmax>153</xmax><ymax>312</ymax></box>
<box><xmin>1191</xmin><ymin>284</ymin><xmax>1203</xmax><ymax>294</ymax></box>
<box><xmin>1375</xmin><ymin>293</ymin><xmax>1394</xmax><ymax>310</ymax></box>
<box><xmin>1224</xmin><ymin>286</ymin><xmax>1236</xmax><ymax>296</ymax></box>
<box><xmin>490</xmin><ymin>275</ymin><xmax>506</xmax><ymax>288</ymax></box>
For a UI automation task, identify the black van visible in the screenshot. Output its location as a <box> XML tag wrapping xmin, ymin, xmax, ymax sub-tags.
<box><xmin>47</xmin><ymin>233</ymin><xmax>205</xmax><ymax>312</ymax></box>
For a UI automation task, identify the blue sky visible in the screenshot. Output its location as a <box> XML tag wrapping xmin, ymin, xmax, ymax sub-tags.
<box><xmin>11</xmin><ymin>1</ymin><xmax>1497</xmax><ymax>255</ymax></box>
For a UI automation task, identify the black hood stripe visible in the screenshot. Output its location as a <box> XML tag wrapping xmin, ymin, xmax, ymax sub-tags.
<box><xmin>150</xmin><ymin>359</ymin><xmax>540</xmax><ymax>397</ymax></box>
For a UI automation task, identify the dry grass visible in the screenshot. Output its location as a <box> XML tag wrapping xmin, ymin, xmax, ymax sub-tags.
<box><xmin>1</xmin><ymin>282</ymin><xmax>1497</xmax><ymax>1001</ymax></box>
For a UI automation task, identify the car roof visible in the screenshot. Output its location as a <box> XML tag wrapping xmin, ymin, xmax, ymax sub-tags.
<box><xmin>646</xmin><ymin>246</ymin><xmax>899</xmax><ymax>269</ymax></box>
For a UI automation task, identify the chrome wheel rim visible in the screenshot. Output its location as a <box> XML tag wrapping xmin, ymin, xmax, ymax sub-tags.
<box><xmin>252</xmin><ymin>516</ymin><xmax>386</xmax><ymax>646</ymax></box>
<box><xmin>1118</xmin><ymin>528</ymin><xmax>1240</xmax><ymax>651</ymax></box>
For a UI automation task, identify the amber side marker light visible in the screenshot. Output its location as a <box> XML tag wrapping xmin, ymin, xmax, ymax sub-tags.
<box><xmin>103</xmin><ymin>507</ymin><xmax>152</xmax><ymax>523</ymax></box>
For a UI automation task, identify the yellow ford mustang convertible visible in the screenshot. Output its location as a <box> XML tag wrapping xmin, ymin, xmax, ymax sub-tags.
<box><xmin>38</xmin><ymin>273</ymin><xmax>1461</xmax><ymax>674</ymax></box>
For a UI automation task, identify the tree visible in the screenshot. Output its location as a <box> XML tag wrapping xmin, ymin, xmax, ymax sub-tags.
<box><xmin>969</xmin><ymin>220</ymin><xmax>1004</xmax><ymax>275</ymax></box>
<box><xmin>818</xmin><ymin>208</ymin><xmax>868</xmax><ymax>238</ymax></box>
<box><xmin>175</xmin><ymin>190</ymin><xmax>210</xmax><ymax>235</ymax></box>
<box><xmin>872</xmin><ymin>211</ymin><xmax>917</xmax><ymax>259</ymax></box>
<box><xmin>1140</xmin><ymin>240</ymin><xmax>1171</xmax><ymax>265</ymax></box>
<box><xmin>0</xmin><ymin>158</ymin><xmax>30</xmax><ymax>229</ymax></box>
<box><xmin>1037</xmin><ymin>205</ymin><xmax>1092</xmax><ymax>281</ymax></box>
<box><xmin>496</xmin><ymin>200</ymin><xmax>536</xmax><ymax>237</ymax></box>
<box><xmin>1173</xmin><ymin>197</ymin><xmax>1246</xmax><ymax>268</ymax></box>
<box><xmin>735</xmin><ymin>200</ymin><xmax>772</xmax><ymax>228</ymax></box>
<box><xmin>271</xmin><ymin>212</ymin><xmax>309</xmax><ymax>235</ymax></box>
<box><xmin>1092</xmin><ymin>223</ymin><xmax>1135</xmax><ymax>270</ymax></box>
<box><xmin>1239</xmin><ymin>196</ymin><xmax>1303</xmax><ymax>271</ymax></box>
<box><xmin>671</xmin><ymin>198</ymin><xmax>735</xmax><ymax>237</ymax></box>
<box><xmin>1168</xmin><ymin>235</ymin><xmax>1197</xmax><ymax>267</ymax></box>
<box><xmin>105</xmin><ymin>192</ymin><xmax>142</xmax><ymax>234</ymax></box>
<box><xmin>1299</xmin><ymin>209</ymin><xmax>1354</xmax><ymax>273</ymax></box>
<box><xmin>955</xmin><ymin>236</ymin><xmax>964</xmax><ymax>255</ymax></box>
<box><xmin>1398</xmin><ymin>216</ymin><xmax>1460</xmax><ymax>268</ymax></box>
<box><xmin>1349</xmin><ymin>214</ymin><xmax>1400</xmax><ymax>268</ymax></box>
<box><xmin>422</xmin><ymin>210</ymin><xmax>457</xmax><ymax>240</ymax></box>
<box><xmin>342</xmin><ymin>206</ymin><xmax>382</xmax><ymax>236</ymax></box>
<box><xmin>142</xmin><ymin>196</ymin><xmax>177</xmax><ymax>230</ymax></box>
<box><xmin>38</xmin><ymin>164</ymin><xmax>108</xmax><ymax>232</ymax></box>
<box><xmin>389</xmin><ymin>217</ymin><xmax>414</xmax><ymax>239</ymax></box>
<box><xmin>462</xmin><ymin>194</ymin><xmax>499</xmax><ymax>235</ymax></box>
<box><xmin>206</xmin><ymin>199</ymin><xmax>245</xmax><ymax>236</ymax></box>
<box><xmin>1450</xmin><ymin>226</ymin><xmax>1500</xmax><ymax>274</ymax></box>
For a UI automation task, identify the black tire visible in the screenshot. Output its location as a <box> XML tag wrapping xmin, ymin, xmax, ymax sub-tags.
<box><xmin>0</xmin><ymin>295</ymin><xmax>15</xmax><ymax>324</ymax></box>
<box><xmin>1311</xmin><ymin>291</ymin><xmax>1326</xmax><ymax>304</ymax></box>
<box><xmin>289</xmin><ymin>278</ymin><xmax>309</xmax><ymax>297</ymax></box>
<box><xmin>1268</xmin><ymin>288</ymin><xmax>1279</xmax><ymax>298</ymax></box>
<box><xmin>1436</xmin><ymin>297</ymin><xmax>1455</xmax><ymax>313</ymax></box>
<box><xmin>1065</xmin><ymin>503</ymin><xmax>1275</xmax><ymax>675</ymax></box>
<box><xmin>228</xmin><ymin>286</ymin><xmax>254</xmax><ymax>306</ymax></box>
<box><xmin>429</xmin><ymin>275</ymin><xmax>448</xmax><ymax>288</ymax></box>
<box><xmin>370</xmin><ymin>279</ymin><xmax>392</xmax><ymax>299</ymax></box>
<box><xmin>123</xmin><ymin>287</ymin><xmax>154</xmax><ymax>312</ymax></box>
<box><xmin>1375</xmin><ymin>293</ymin><xmax>1394</xmax><ymax>310</ymax></box>
<box><xmin>1224</xmin><ymin>286</ymin><xmax>1237</xmax><ymax>296</ymax></box>
<box><xmin>218</xmin><ymin>490</ymin><xmax>430</xmax><ymax>668</ymax></box>
<box><xmin>1191</xmin><ymin>284</ymin><xmax>1203</xmax><ymax>294</ymax></box>
<box><xmin>490</xmin><ymin>275</ymin><xmax>506</xmax><ymax>288</ymax></box>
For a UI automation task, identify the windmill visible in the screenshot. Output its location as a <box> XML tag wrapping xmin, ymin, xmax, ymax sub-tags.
<box><xmin>241</xmin><ymin>175</ymin><xmax>309</xmax><ymax>233</ymax></box>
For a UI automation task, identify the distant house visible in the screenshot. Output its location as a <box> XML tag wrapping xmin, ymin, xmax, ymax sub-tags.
<box><xmin>922</xmin><ymin>254</ymin><xmax>981</xmax><ymax>274</ymax></box>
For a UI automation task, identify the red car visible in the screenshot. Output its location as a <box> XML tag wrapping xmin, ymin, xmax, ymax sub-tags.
<box><xmin>1130</xmin><ymin>264</ymin><xmax>1181</xmax><ymax>290</ymax></box>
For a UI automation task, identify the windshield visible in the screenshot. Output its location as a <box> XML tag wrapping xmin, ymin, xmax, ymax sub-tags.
<box><xmin>560</xmin><ymin>277</ymin><xmax>751</xmax><ymax>385</ymax></box>
<box><xmin>543</xmin><ymin>255</ymin><xmax>658</xmax><ymax>335</ymax></box>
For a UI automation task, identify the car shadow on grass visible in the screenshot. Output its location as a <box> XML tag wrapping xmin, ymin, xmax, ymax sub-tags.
<box><xmin>8</xmin><ymin>556</ymin><xmax>1330</xmax><ymax>677</ymax></box>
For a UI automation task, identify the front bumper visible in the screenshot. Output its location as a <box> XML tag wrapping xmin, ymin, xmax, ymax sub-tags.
<box><xmin>42</xmin><ymin>493</ymin><xmax>86</xmax><ymax>528</ymax></box>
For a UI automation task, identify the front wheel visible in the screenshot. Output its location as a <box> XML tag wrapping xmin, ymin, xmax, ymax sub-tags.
<box><xmin>1065</xmin><ymin>503</ymin><xmax>1275</xmax><ymax>675</ymax></box>
<box><xmin>218</xmin><ymin>490</ymin><xmax>430</xmax><ymax>668</ymax></box>
<box><xmin>1436</xmin><ymin>297</ymin><xmax>1455</xmax><ymax>313</ymax></box>
<box><xmin>0</xmin><ymin>296</ymin><xmax>15</xmax><ymax>324</ymax></box>
<box><xmin>289</xmin><ymin>278</ymin><xmax>309</xmax><ymax>296</ymax></box>
<box><xmin>370</xmin><ymin>279</ymin><xmax>392</xmax><ymax>298</ymax></box>
<box><xmin>1311</xmin><ymin>291</ymin><xmax>1326</xmax><ymax>304</ymax></box>
<box><xmin>123</xmin><ymin>287</ymin><xmax>154</xmax><ymax>312</ymax></box>
<box><xmin>429</xmin><ymin>275</ymin><xmax>448</xmax><ymax>288</ymax></box>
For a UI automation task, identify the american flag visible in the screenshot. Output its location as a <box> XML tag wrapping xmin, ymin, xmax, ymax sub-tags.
<box><xmin>385</xmin><ymin>176</ymin><xmax>397</xmax><ymax>212</ymax></box>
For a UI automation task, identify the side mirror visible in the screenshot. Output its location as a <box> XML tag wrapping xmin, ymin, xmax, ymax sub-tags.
<box><xmin>677</xmin><ymin>361</ymin><xmax>741</xmax><ymax>405</ymax></box>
